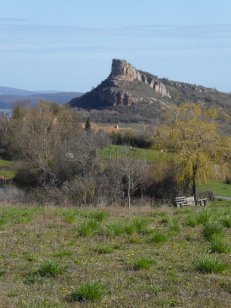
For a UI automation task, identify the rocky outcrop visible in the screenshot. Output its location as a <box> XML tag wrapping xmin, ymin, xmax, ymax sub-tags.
<box><xmin>69</xmin><ymin>59</ymin><xmax>231</xmax><ymax>113</ymax></box>
<box><xmin>110</xmin><ymin>59</ymin><xmax>142</xmax><ymax>82</ymax></box>
<box><xmin>69</xmin><ymin>59</ymin><xmax>171</xmax><ymax>109</ymax></box>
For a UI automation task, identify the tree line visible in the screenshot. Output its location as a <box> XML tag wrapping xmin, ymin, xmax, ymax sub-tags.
<box><xmin>0</xmin><ymin>101</ymin><xmax>230</xmax><ymax>206</ymax></box>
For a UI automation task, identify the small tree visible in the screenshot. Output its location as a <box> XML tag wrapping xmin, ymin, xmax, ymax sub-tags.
<box><xmin>85</xmin><ymin>117</ymin><xmax>91</xmax><ymax>132</ymax></box>
<box><xmin>154</xmin><ymin>103</ymin><xmax>230</xmax><ymax>201</ymax></box>
<box><xmin>120</xmin><ymin>147</ymin><xmax>147</xmax><ymax>209</ymax></box>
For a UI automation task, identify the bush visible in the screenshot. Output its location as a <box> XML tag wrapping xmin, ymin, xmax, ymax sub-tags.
<box><xmin>225</xmin><ymin>176</ymin><xmax>231</xmax><ymax>184</ymax></box>
<box><xmin>67</xmin><ymin>282</ymin><xmax>108</xmax><ymax>302</ymax></box>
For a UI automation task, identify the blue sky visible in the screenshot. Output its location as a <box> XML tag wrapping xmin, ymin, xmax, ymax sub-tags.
<box><xmin>0</xmin><ymin>0</ymin><xmax>231</xmax><ymax>92</ymax></box>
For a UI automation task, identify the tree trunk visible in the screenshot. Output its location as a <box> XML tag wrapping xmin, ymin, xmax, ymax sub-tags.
<box><xmin>127</xmin><ymin>173</ymin><xmax>131</xmax><ymax>210</ymax></box>
<box><xmin>192</xmin><ymin>168</ymin><xmax>197</xmax><ymax>204</ymax></box>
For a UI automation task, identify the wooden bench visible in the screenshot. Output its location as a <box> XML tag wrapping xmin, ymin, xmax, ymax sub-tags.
<box><xmin>175</xmin><ymin>196</ymin><xmax>187</xmax><ymax>207</ymax></box>
<box><xmin>174</xmin><ymin>196</ymin><xmax>195</xmax><ymax>207</ymax></box>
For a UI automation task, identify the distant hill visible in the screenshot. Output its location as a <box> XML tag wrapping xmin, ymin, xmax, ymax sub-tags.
<box><xmin>69</xmin><ymin>59</ymin><xmax>231</xmax><ymax>121</ymax></box>
<box><xmin>0</xmin><ymin>86</ymin><xmax>83</xmax><ymax>109</ymax></box>
<box><xmin>0</xmin><ymin>86</ymin><xmax>38</xmax><ymax>96</ymax></box>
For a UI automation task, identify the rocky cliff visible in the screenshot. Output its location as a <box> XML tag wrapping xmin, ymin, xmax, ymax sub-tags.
<box><xmin>69</xmin><ymin>59</ymin><xmax>171</xmax><ymax>109</ymax></box>
<box><xmin>69</xmin><ymin>59</ymin><xmax>231</xmax><ymax>114</ymax></box>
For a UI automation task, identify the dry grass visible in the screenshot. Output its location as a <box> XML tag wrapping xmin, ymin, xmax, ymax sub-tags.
<box><xmin>0</xmin><ymin>203</ymin><xmax>231</xmax><ymax>307</ymax></box>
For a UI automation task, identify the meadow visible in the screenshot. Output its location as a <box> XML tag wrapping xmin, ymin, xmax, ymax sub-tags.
<box><xmin>0</xmin><ymin>202</ymin><xmax>231</xmax><ymax>307</ymax></box>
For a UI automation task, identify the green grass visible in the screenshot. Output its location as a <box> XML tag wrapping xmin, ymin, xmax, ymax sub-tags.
<box><xmin>195</xmin><ymin>254</ymin><xmax>228</xmax><ymax>273</ymax></box>
<box><xmin>0</xmin><ymin>203</ymin><xmax>231</xmax><ymax>307</ymax></box>
<box><xmin>0</xmin><ymin>159</ymin><xmax>15</xmax><ymax>179</ymax></box>
<box><xmin>209</xmin><ymin>234</ymin><xmax>230</xmax><ymax>253</ymax></box>
<box><xmin>200</xmin><ymin>180</ymin><xmax>231</xmax><ymax>197</ymax></box>
<box><xmin>101</xmin><ymin>145</ymin><xmax>163</xmax><ymax>161</ymax></box>
<box><xmin>77</xmin><ymin>219</ymin><xmax>100</xmax><ymax>236</ymax></box>
<box><xmin>202</xmin><ymin>220</ymin><xmax>224</xmax><ymax>240</ymax></box>
<box><xmin>0</xmin><ymin>206</ymin><xmax>44</xmax><ymax>228</ymax></box>
<box><xmin>148</xmin><ymin>230</ymin><xmax>168</xmax><ymax>244</ymax></box>
<box><xmin>132</xmin><ymin>257</ymin><xmax>154</xmax><ymax>270</ymax></box>
<box><xmin>94</xmin><ymin>243</ymin><xmax>120</xmax><ymax>254</ymax></box>
<box><xmin>36</xmin><ymin>260</ymin><xmax>66</xmax><ymax>277</ymax></box>
<box><xmin>88</xmin><ymin>209</ymin><xmax>108</xmax><ymax>222</ymax></box>
<box><xmin>67</xmin><ymin>282</ymin><xmax>108</xmax><ymax>302</ymax></box>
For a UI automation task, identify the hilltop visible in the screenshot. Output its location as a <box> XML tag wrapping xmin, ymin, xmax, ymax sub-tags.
<box><xmin>69</xmin><ymin>59</ymin><xmax>231</xmax><ymax>120</ymax></box>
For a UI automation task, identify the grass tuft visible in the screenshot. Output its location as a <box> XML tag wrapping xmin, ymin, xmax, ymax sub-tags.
<box><xmin>209</xmin><ymin>234</ymin><xmax>230</xmax><ymax>253</ymax></box>
<box><xmin>78</xmin><ymin>219</ymin><xmax>100</xmax><ymax>236</ymax></box>
<box><xmin>95</xmin><ymin>243</ymin><xmax>120</xmax><ymax>254</ymax></box>
<box><xmin>202</xmin><ymin>220</ymin><xmax>224</xmax><ymax>240</ymax></box>
<box><xmin>89</xmin><ymin>210</ymin><xmax>108</xmax><ymax>222</ymax></box>
<box><xmin>148</xmin><ymin>230</ymin><xmax>168</xmax><ymax>244</ymax></box>
<box><xmin>194</xmin><ymin>254</ymin><xmax>228</xmax><ymax>273</ymax></box>
<box><xmin>220</xmin><ymin>215</ymin><xmax>231</xmax><ymax>228</ymax></box>
<box><xmin>36</xmin><ymin>260</ymin><xmax>66</xmax><ymax>277</ymax></box>
<box><xmin>67</xmin><ymin>282</ymin><xmax>108</xmax><ymax>302</ymax></box>
<box><xmin>132</xmin><ymin>258</ymin><xmax>153</xmax><ymax>270</ymax></box>
<box><xmin>184</xmin><ymin>214</ymin><xmax>198</xmax><ymax>227</ymax></box>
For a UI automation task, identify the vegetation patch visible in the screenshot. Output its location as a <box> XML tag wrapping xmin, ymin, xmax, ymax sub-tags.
<box><xmin>67</xmin><ymin>282</ymin><xmax>108</xmax><ymax>302</ymax></box>
<box><xmin>194</xmin><ymin>254</ymin><xmax>228</xmax><ymax>273</ymax></box>
<box><xmin>148</xmin><ymin>230</ymin><xmax>168</xmax><ymax>244</ymax></box>
<box><xmin>77</xmin><ymin>219</ymin><xmax>101</xmax><ymax>236</ymax></box>
<box><xmin>132</xmin><ymin>257</ymin><xmax>154</xmax><ymax>270</ymax></box>
<box><xmin>202</xmin><ymin>220</ymin><xmax>224</xmax><ymax>240</ymax></box>
<box><xmin>209</xmin><ymin>234</ymin><xmax>230</xmax><ymax>253</ymax></box>
<box><xmin>1</xmin><ymin>203</ymin><xmax>231</xmax><ymax>306</ymax></box>
<box><xmin>36</xmin><ymin>260</ymin><xmax>67</xmax><ymax>277</ymax></box>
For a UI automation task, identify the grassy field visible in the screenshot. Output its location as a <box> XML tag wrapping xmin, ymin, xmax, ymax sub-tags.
<box><xmin>0</xmin><ymin>160</ymin><xmax>15</xmax><ymax>179</ymax></box>
<box><xmin>200</xmin><ymin>180</ymin><xmax>231</xmax><ymax>197</ymax></box>
<box><xmin>101</xmin><ymin>145</ymin><xmax>164</xmax><ymax>161</ymax></box>
<box><xmin>0</xmin><ymin>202</ymin><xmax>231</xmax><ymax>307</ymax></box>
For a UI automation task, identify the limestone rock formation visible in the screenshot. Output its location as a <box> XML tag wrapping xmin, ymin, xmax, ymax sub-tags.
<box><xmin>110</xmin><ymin>59</ymin><xmax>142</xmax><ymax>82</ymax></box>
<box><xmin>69</xmin><ymin>59</ymin><xmax>171</xmax><ymax>109</ymax></box>
<box><xmin>69</xmin><ymin>59</ymin><xmax>231</xmax><ymax>115</ymax></box>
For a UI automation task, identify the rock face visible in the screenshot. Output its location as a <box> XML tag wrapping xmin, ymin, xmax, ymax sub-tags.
<box><xmin>110</xmin><ymin>59</ymin><xmax>142</xmax><ymax>82</ymax></box>
<box><xmin>69</xmin><ymin>59</ymin><xmax>171</xmax><ymax>109</ymax></box>
<box><xmin>69</xmin><ymin>59</ymin><xmax>231</xmax><ymax>114</ymax></box>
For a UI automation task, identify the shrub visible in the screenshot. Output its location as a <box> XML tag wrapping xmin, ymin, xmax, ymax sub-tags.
<box><xmin>67</xmin><ymin>282</ymin><xmax>108</xmax><ymax>302</ymax></box>
<box><xmin>194</xmin><ymin>254</ymin><xmax>228</xmax><ymax>273</ymax></box>
<box><xmin>225</xmin><ymin>175</ymin><xmax>231</xmax><ymax>184</ymax></box>
<box><xmin>133</xmin><ymin>258</ymin><xmax>153</xmax><ymax>270</ymax></box>
<box><xmin>0</xmin><ymin>268</ymin><xmax>6</xmax><ymax>277</ymax></box>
